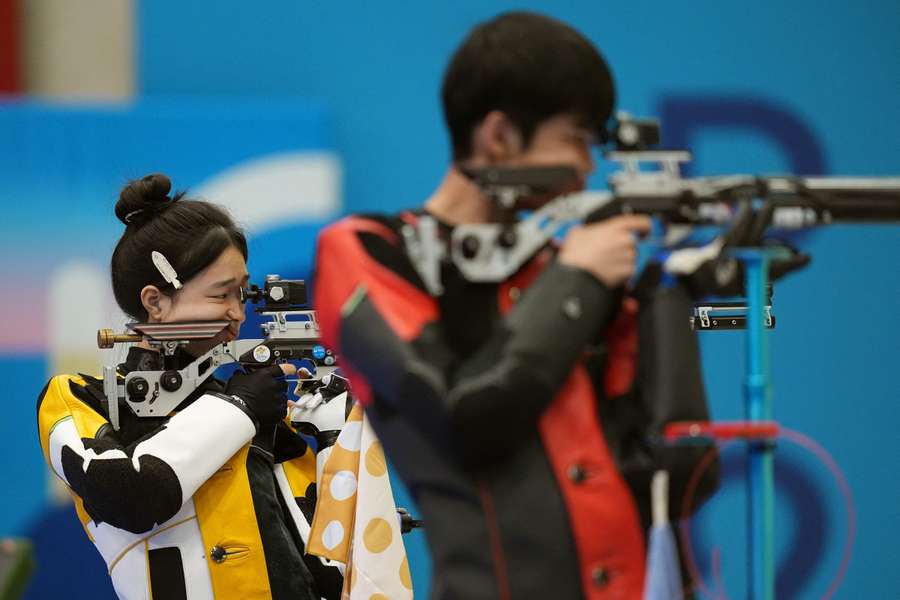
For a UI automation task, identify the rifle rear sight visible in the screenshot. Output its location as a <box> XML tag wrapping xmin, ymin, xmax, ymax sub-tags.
<box><xmin>242</xmin><ymin>275</ymin><xmax>308</xmax><ymax>313</ymax></box>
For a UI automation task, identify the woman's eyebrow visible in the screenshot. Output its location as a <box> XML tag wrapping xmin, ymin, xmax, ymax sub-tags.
<box><xmin>212</xmin><ymin>272</ymin><xmax>251</xmax><ymax>288</ymax></box>
<box><xmin>211</xmin><ymin>277</ymin><xmax>237</xmax><ymax>288</ymax></box>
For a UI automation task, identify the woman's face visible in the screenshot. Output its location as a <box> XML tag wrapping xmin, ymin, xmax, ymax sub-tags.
<box><xmin>143</xmin><ymin>245</ymin><xmax>249</xmax><ymax>354</ymax></box>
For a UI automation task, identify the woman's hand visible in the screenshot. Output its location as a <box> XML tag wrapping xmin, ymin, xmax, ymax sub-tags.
<box><xmin>225</xmin><ymin>364</ymin><xmax>297</xmax><ymax>428</ymax></box>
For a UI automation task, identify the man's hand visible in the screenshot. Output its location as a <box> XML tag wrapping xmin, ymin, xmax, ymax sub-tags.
<box><xmin>558</xmin><ymin>214</ymin><xmax>652</xmax><ymax>287</ymax></box>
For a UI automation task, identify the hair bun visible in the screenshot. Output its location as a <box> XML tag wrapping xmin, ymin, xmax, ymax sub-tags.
<box><xmin>115</xmin><ymin>173</ymin><xmax>174</xmax><ymax>226</ymax></box>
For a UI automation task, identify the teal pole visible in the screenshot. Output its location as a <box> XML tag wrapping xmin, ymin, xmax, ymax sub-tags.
<box><xmin>734</xmin><ymin>249</ymin><xmax>775</xmax><ymax>600</ymax></box>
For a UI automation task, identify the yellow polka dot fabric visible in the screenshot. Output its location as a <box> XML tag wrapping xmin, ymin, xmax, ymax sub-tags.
<box><xmin>308</xmin><ymin>402</ymin><xmax>413</xmax><ymax>599</ymax></box>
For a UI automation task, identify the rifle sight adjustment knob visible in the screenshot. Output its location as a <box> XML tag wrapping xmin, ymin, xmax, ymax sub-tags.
<box><xmin>127</xmin><ymin>377</ymin><xmax>149</xmax><ymax>402</ymax></box>
<box><xmin>160</xmin><ymin>370</ymin><xmax>183</xmax><ymax>393</ymax></box>
<box><xmin>461</xmin><ymin>235</ymin><xmax>480</xmax><ymax>259</ymax></box>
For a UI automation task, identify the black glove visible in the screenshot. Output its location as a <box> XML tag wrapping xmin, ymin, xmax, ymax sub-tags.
<box><xmin>223</xmin><ymin>365</ymin><xmax>289</xmax><ymax>430</ymax></box>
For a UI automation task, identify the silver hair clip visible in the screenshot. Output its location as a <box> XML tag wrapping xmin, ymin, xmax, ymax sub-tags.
<box><xmin>124</xmin><ymin>209</ymin><xmax>145</xmax><ymax>224</ymax></box>
<box><xmin>151</xmin><ymin>251</ymin><xmax>183</xmax><ymax>289</ymax></box>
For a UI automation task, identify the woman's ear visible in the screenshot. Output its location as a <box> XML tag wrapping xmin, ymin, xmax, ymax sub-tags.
<box><xmin>140</xmin><ymin>285</ymin><xmax>169</xmax><ymax>322</ymax></box>
<box><xmin>471</xmin><ymin>110</ymin><xmax>523</xmax><ymax>163</ymax></box>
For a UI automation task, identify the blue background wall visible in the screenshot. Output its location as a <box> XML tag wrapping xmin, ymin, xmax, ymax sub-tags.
<box><xmin>1</xmin><ymin>1</ymin><xmax>897</xmax><ymax>598</ymax></box>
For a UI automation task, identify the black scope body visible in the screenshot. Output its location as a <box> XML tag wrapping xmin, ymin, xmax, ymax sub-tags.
<box><xmin>612</xmin><ymin>116</ymin><xmax>661</xmax><ymax>151</ymax></box>
<box><xmin>243</xmin><ymin>276</ymin><xmax>308</xmax><ymax>311</ymax></box>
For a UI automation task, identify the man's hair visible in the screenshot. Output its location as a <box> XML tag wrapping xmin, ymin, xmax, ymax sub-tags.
<box><xmin>441</xmin><ymin>11</ymin><xmax>616</xmax><ymax>161</ymax></box>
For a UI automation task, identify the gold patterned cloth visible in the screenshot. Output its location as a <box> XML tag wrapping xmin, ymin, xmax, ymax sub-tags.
<box><xmin>308</xmin><ymin>403</ymin><xmax>414</xmax><ymax>599</ymax></box>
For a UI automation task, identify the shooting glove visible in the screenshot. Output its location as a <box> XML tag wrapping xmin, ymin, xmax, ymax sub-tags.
<box><xmin>290</xmin><ymin>373</ymin><xmax>353</xmax><ymax>449</ymax></box>
<box><xmin>223</xmin><ymin>365</ymin><xmax>289</xmax><ymax>431</ymax></box>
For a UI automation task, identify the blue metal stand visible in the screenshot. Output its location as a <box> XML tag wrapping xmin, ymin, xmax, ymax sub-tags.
<box><xmin>731</xmin><ymin>248</ymin><xmax>787</xmax><ymax>600</ymax></box>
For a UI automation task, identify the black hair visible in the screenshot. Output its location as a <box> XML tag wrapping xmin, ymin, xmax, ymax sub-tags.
<box><xmin>441</xmin><ymin>11</ymin><xmax>616</xmax><ymax>161</ymax></box>
<box><xmin>111</xmin><ymin>173</ymin><xmax>248</xmax><ymax>321</ymax></box>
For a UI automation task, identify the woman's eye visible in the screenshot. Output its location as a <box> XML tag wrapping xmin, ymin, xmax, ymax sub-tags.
<box><xmin>210</xmin><ymin>294</ymin><xmax>228</xmax><ymax>300</ymax></box>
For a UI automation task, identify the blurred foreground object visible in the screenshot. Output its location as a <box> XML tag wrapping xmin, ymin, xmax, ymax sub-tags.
<box><xmin>0</xmin><ymin>539</ymin><xmax>34</xmax><ymax>600</ymax></box>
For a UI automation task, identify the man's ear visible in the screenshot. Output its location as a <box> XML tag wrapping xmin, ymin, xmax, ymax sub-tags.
<box><xmin>140</xmin><ymin>285</ymin><xmax>169</xmax><ymax>322</ymax></box>
<box><xmin>471</xmin><ymin>110</ymin><xmax>523</xmax><ymax>163</ymax></box>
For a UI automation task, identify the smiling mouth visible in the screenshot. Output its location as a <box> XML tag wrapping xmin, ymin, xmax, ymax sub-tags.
<box><xmin>211</xmin><ymin>324</ymin><xmax>240</xmax><ymax>344</ymax></box>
